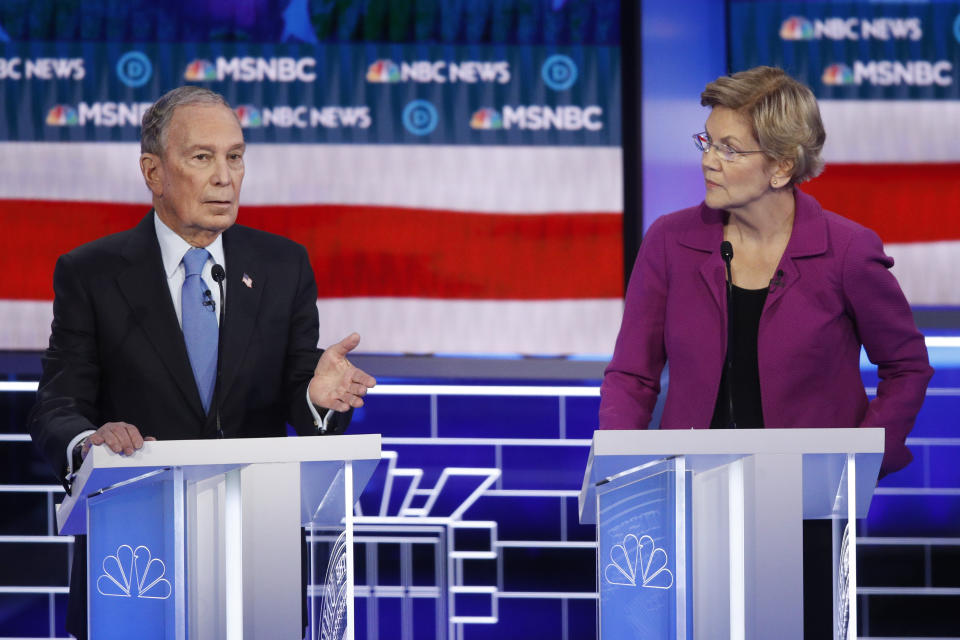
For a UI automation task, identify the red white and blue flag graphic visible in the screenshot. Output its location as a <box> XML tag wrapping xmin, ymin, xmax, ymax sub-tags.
<box><xmin>0</xmin><ymin>142</ymin><xmax>624</xmax><ymax>354</ymax></box>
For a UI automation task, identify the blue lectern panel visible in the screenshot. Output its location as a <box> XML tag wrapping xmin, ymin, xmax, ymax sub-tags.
<box><xmin>305</xmin><ymin>464</ymin><xmax>349</xmax><ymax>640</ymax></box>
<box><xmin>596</xmin><ymin>460</ymin><xmax>692</xmax><ymax>639</ymax></box>
<box><xmin>87</xmin><ymin>469</ymin><xmax>182</xmax><ymax>640</ymax></box>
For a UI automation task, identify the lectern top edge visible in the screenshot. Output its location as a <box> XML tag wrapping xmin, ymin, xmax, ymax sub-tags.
<box><xmin>579</xmin><ymin>428</ymin><xmax>885</xmax><ymax>525</ymax></box>
<box><xmin>57</xmin><ymin>433</ymin><xmax>383</xmax><ymax>536</ymax></box>
<box><xmin>591</xmin><ymin>427</ymin><xmax>884</xmax><ymax>457</ymax></box>
<box><xmin>86</xmin><ymin>432</ymin><xmax>382</xmax><ymax>469</ymax></box>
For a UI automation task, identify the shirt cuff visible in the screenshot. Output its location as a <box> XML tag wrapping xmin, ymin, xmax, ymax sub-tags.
<box><xmin>65</xmin><ymin>429</ymin><xmax>96</xmax><ymax>477</ymax></box>
<box><xmin>306</xmin><ymin>387</ymin><xmax>336</xmax><ymax>434</ymax></box>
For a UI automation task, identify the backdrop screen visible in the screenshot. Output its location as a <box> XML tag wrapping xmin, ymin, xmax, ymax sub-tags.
<box><xmin>0</xmin><ymin>0</ymin><xmax>624</xmax><ymax>355</ymax></box>
<box><xmin>729</xmin><ymin>0</ymin><xmax>960</xmax><ymax>307</ymax></box>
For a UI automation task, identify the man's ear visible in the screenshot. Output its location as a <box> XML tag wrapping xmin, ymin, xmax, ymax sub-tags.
<box><xmin>140</xmin><ymin>153</ymin><xmax>164</xmax><ymax>197</ymax></box>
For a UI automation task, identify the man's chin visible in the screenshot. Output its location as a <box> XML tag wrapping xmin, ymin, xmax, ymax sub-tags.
<box><xmin>203</xmin><ymin>208</ymin><xmax>238</xmax><ymax>229</ymax></box>
<box><xmin>203</xmin><ymin>200</ymin><xmax>236</xmax><ymax>213</ymax></box>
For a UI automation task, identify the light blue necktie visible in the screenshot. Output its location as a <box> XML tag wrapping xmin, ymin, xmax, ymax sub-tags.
<box><xmin>181</xmin><ymin>248</ymin><xmax>218</xmax><ymax>414</ymax></box>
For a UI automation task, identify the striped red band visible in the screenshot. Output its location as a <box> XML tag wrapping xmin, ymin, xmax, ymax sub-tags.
<box><xmin>0</xmin><ymin>200</ymin><xmax>623</xmax><ymax>300</ymax></box>
<box><xmin>3</xmin><ymin>162</ymin><xmax>957</xmax><ymax>301</ymax></box>
<box><xmin>801</xmin><ymin>163</ymin><xmax>960</xmax><ymax>245</ymax></box>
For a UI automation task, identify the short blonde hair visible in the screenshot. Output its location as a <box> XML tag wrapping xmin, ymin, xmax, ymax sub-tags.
<box><xmin>701</xmin><ymin>66</ymin><xmax>825</xmax><ymax>184</ymax></box>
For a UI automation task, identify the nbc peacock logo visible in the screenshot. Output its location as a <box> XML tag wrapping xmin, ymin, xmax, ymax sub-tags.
<box><xmin>45</xmin><ymin>105</ymin><xmax>79</xmax><ymax>126</ymax></box>
<box><xmin>366</xmin><ymin>59</ymin><xmax>400</xmax><ymax>83</ymax></box>
<box><xmin>780</xmin><ymin>16</ymin><xmax>815</xmax><ymax>40</ymax></box>
<box><xmin>469</xmin><ymin>107</ymin><xmax>502</xmax><ymax>130</ymax></box>
<box><xmin>822</xmin><ymin>63</ymin><xmax>856</xmax><ymax>86</ymax></box>
<box><xmin>234</xmin><ymin>105</ymin><xmax>262</xmax><ymax>128</ymax></box>
<box><xmin>97</xmin><ymin>545</ymin><xmax>172</xmax><ymax>600</ymax></box>
<box><xmin>604</xmin><ymin>533</ymin><xmax>674</xmax><ymax>590</ymax></box>
<box><xmin>184</xmin><ymin>59</ymin><xmax>217</xmax><ymax>82</ymax></box>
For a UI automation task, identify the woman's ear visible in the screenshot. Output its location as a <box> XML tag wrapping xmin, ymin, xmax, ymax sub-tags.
<box><xmin>771</xmin><ymin>157</ymin><xmax>795</xmax><ymax>188</ymax></box>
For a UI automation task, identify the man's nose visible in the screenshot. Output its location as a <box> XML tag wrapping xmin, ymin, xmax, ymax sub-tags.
<box><xmin>210</xmin><ymin>157</ymin><xmax>231</xmax><ymax>185</ymax></box>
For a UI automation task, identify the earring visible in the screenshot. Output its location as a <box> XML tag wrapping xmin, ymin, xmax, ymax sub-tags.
<box><xmin>771</xmin><ymin>178</ymin><xmax>779</xmax><ymax>187</ymax></box>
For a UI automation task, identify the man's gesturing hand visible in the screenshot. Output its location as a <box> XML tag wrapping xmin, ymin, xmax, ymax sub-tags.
<box><xmin>308</xmin><ymin>333</ymin><xmax>376</xmax><ymax>412</ymax></box>
<box><xmin>82</xmin><ymin>422</ymin><xmax>156</xmax><ymax>459</ymax></box>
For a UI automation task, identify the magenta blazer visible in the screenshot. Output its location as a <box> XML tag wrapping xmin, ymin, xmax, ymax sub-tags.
<box><xmin>599</xmin><ymin>190</ymin><xmax>933</xmax><ymax>476</ymax></box>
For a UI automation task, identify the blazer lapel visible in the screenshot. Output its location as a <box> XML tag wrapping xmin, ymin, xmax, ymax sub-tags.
<box><xmin>116</xmin><ymin>214</ymin><xmax>206</xmax><ymax>420</ymax></box>
<box><xmin>218</xmin><ymin>228</ymin><xmax>265</xmax><ymax>404</ymax></box>
<box><xmin>765</xmin><ymin>189</ymin><xmax>828</xmax><ymax>310</ymax></box>
<box><xmin>679</xmin><ymin>204</ymin><xmax>727</xmax><ymax>312</ymax></box>
<box><xmin>698</xmin><ymin>252</ymin><xmax>727</xmax><ymax>313</ymax></box>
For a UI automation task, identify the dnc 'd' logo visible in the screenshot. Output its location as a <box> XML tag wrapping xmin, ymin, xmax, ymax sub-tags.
<box><xmin>541</xmin><ymin>54</ymin><xmax>578</xmax><ymax>91</ymax></box>
<box><xmin>97</xmin><ymin>545</ymin><xmax>172</xmax><ymax>600</ymax></box>
<box><xmin>46</xmin><ymin>105</ymin><xmax>78</xmax><ymax>126</ymax></box>
<box><xmin>116</xmin><ymin>51</ymin><xmax>152</xmax><ymax>88</ymax></box>
<box><xmin>184</xmin><ymin>59</ymin><xmax>217</xmax><ymax>82</ymax></box>
<box><xmin>822</xmin><ymin>63</ymin><xmax>856</xmax><ymax>86</ymax></box>
<box><xmin>366</xmin><ymin>59</ymin><xmax>400</xmax><ymax>83</ymax></box>
<box><xmin>780</xmin><ymin>16</ymin><xmax>814</xmax><ymax>40</ymax></box>
<box><xmin>605</xmin><ymin>533</ymin><xmax>674</xmax><ymax>590</ymax></box>
<box><xmin>402</xmin><ymin>100</ymin><xmax>438</xmax><ymax>136</ymax></box>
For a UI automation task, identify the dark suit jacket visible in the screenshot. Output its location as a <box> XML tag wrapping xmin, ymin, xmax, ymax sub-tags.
<box><xmin>28</xmin><ymin>212</ymin><xmax>348</xmax><ymax>638</ymax></box>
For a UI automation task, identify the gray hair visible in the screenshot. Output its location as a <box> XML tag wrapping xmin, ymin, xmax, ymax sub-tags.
<box><xmin>140</xmin><ymin>86</ymin><xmax>234</xmax><ymax>156</ymax></box>
<box><xmin>701</xmin><ymin>66</ymin><xmax>826</xmax><ymax>184</ymax></box>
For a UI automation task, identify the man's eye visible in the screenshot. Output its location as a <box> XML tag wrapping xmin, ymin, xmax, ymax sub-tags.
<box><xmin>229</xmin><ymin>153</ymin><xmax>243</xmax><ymax>161</ymax></box>
<box><xmin>194</xmin><ymin>154</ymin><xmax>209</xmax><ymax>161</ymax></box>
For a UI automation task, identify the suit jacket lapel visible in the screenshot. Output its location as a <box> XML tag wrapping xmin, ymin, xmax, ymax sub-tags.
<box><xmin>218</xmin><ymin>228</ymin><xmax>265</xmax><ymax>404</ymax></box>
<box><xmin>678</xmin><ymin>204</ymin><xmax>726</xmax><ymax>312</ymax></box>
<box><xmin>116</xmin><ymin>213</ymin><xmax>206</xmax><ymax>420</ymax></box>
<box><xmin>676</xmin><ymin>196</ymin><xmax>828</xmax><ymax>313</ymax></box>
<box><xmin>765</xmin><ymin>189</ymin><xmax>828</xmax><ymax>310</ymax></box>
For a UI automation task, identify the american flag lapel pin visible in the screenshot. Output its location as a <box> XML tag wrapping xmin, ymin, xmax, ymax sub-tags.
<box><xmin>242</xmin><ymin>273</ymin><xmax>254</xmax><ymax>288</ymax></box>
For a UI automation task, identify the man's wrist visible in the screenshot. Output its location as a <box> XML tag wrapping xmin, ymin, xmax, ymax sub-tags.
<box><xmin>65</xmin><ymin>429</ymin><xmax>96</xmax><ymax>478</ymax></box>
<box><xmin>305</xmin><ymin>387</ymin><xmax>334</xmax><ymax>434</ymax></box>
<box><xmin>72</xmin><ymin>438</ymin><xmax>86</xmax><ymax>472</ymax></box>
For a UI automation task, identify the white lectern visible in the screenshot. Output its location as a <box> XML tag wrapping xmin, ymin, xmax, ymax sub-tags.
<box><xmin>579</xmin><ymin>428</ymin><xmax>884</xmax><ymax>640</ymax></box>
<box><xmin>57</xmin><ymin>434</ymin><xmax>381</xmax><ymax>640</ymax></box>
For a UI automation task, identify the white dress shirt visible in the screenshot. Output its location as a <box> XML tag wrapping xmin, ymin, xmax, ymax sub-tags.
<box><xmin>154</xmin><ymin>212</ymin><xmax>226</xmax><ymax>327</ymax></box>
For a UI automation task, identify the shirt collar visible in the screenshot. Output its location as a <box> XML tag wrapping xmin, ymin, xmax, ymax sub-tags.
<box><xmin>153</xmin><ymin>211</ymin><xmax>226</xmax><ymax>277</ymax></box>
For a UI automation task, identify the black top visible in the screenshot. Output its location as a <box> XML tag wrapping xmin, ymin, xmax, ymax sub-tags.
<box><xmin>711</xmin><ymin>285</ymin><xmax>768</xmax><ymax>429</ymax></box>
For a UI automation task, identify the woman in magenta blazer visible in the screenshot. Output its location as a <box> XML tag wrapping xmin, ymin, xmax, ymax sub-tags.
<box><xmin>599</xmin><ymin>66</ymin><xmax>932</xmax><ymax>479</ymax></box>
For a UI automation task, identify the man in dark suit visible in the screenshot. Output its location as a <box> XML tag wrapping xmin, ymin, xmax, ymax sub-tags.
<box><xmin>27</xmin><ymin>86</ymin><xmax>376</xmax><ymax>639</ymax></box>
